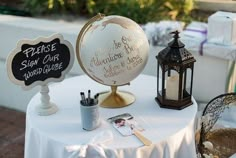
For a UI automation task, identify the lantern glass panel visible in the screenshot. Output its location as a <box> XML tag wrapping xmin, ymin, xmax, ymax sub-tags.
<box><xmin>158</xmin><ymin>67</ymin><xmax>164</xmax><ymax>96</ymax></box>
<box><xmin>165</xmin><ymin>69</ymin><xmax>181</xmax><ymax>100</ymax></box>
<box><xmin>185</xmin><ymin>68</ymin><xmax>192</xmax><ymax>94</ymax></box>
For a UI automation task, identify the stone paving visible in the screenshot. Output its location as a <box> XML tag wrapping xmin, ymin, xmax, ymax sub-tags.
<box><xmin>0</xmin><ymin>106</ymin><xmax>25</xmax><ymax>158</ymax></box>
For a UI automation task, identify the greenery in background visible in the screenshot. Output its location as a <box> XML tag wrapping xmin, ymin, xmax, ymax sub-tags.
<box><xmin>23</xmin><ymin>0</ymin><xmax>87</xmax><ymax>15</ymax></box>
<box><xmin>23</xmin><ymin>0</ymin><xmax>202</xmax><ymax>24</ymax></box>
<box><xmin>86</xmin><ymin>0</ymin><xmax>165</xmax><ymax>24</ymax></box>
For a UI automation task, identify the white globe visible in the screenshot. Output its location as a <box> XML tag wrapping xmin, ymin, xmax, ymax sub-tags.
<box><xmin>76</xmin><ymin>14</ymin><xmax>149</xmax><ymax>86</ymax></box>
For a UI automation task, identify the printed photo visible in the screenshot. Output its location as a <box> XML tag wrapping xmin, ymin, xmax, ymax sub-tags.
<box><xmin>107</xmin><ymin>113</ymin><xmax>144</xmax><ymax>136</ymax></box>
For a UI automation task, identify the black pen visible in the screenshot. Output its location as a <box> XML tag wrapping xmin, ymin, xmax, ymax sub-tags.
<box><xmin>94</xmin><ymin>93</ymin><xmax>99</xmax><ymax>105</ymax></box>
<box><xmin>88</xmin><ymin>90</ymin><xmax>91</xmax><ymax>105</ymax></box>
<box><xmin>80</xmin><ymin>92</ymin><xmax>87</xmax><ymax>105</ymax></box>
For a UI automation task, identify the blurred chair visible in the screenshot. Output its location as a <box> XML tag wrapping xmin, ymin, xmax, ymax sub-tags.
<box><xmin>196</xmin><ymin>92</ymin><xmax>236</xmax><ymax>158</ymax></box>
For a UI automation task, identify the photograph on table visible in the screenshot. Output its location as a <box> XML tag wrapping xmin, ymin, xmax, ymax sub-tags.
<box><xmin>107</xmin><ymin>113</ymin><xmax>144</xmax><ymax>136</ymax></box>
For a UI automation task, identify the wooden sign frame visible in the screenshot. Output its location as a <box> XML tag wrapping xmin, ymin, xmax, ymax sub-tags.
<box><xmin>7</xmin><ymin>33</ymin><xmax>74</xmax><ymax>90</ymax></box>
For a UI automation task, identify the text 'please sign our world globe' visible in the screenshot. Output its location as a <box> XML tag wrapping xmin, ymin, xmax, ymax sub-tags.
<box><xmin>76</xmin><ymin>14</ymin><xmax>149</xmax><ymax>108</ymax></box>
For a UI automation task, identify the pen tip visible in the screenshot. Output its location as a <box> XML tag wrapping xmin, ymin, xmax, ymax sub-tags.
<box><xmin>95</xmin><ymin>93</ymin><xmax>99</xmax><ymax>98</ymax></box>
<box><xmin>80</xmin><ymin>92</ymin><xmax>84</xmax><ymax>95</ymax></box>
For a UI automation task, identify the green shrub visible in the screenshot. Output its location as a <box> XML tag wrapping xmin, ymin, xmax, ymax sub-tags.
<box><xmin>23</xmin><ymin>0</ymin><xmax>87</xmax><ymax>15</ymax></box>
<box><xmin>23</xmin><ymin>0</ymin><xmax>195</xmax><ymax>23</ymax></box>
<box><xmin>86</xmin><ymin>0</ymin><xmax>166</xmax><ymax>24</ymax></box>
<box><xmin>86</xmin><ymin>0</ymin><xmax>195</xmax><ymax>23</ymax></box>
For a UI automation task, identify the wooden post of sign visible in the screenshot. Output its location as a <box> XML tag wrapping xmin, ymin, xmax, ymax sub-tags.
<box><xmin>36</xmin><ymin>84</ymin><xmax>58</xmax><ymax>116</ymax></box>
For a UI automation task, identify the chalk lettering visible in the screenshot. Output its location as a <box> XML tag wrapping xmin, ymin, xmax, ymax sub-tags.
<box><xmin>51</xmin><ymin>43</ymin><xmax>56</xmax><ymax>52</ymax></box>
<box><xmin>23</xmin><ymin>68</ymin><xmax>42</xmax><ymax>81</ymax></box>
<box><xmin>43</xmin><ymin>62</ymin><xmax>63</xmax><ymax>74</ymax></box>
<box><xmin>23</xmin><ymin>43</ymin><xmax>57</xmax><ymax>58</ymax></box>
<box><xmin>43</xmin><ymin>54</ymin><xmax>60</xmax><ymax>64</ymax></box>
<box><xmin>20</xmin><ymin>58</ymin><xmax>40</xmax><ymax>71</ymax></box>
<box><xmin>23</xmin><ymin>47</ymin><xmax>34</xmax><ymax>58</ymax></box>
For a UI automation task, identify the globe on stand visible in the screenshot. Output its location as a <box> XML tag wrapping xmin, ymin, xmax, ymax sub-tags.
<box><xmin>76</xmin><ymin>13</ymin><xmax>149</xmax><ymax>108</ymax></box>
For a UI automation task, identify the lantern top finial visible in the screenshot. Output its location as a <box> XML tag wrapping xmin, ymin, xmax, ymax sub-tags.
<box><xmin>168</xmin><ymin>30</ymin><xmax>184</xmax><ymax>48</ymax></box>
<box><xmin>157</xmin><ymin>30</ymin><xmax>196</xmax><ymax>64</ymax></box>
<box><xmin>171</xmin><ymin>30</ymin><xmax>180</xmax><ymax>39</ymax></box>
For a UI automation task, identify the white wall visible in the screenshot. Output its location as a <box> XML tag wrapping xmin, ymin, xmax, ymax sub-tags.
<box><xmin>0</xmin><ymin>15</ymin><xmax>229</xmax><ymax>112</ymax></box>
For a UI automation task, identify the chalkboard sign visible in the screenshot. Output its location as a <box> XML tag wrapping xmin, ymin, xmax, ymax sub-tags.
<box><xmin>7</xmin><ymin>34</ymin><xmax>74</xmax><ymax>89</ymax></box>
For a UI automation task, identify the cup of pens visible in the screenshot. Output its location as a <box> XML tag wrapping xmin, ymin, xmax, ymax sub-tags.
<box><xmin>80</xmin><ymin>90</ymin><xmax>100</xmax><ymax>131</ymax></box>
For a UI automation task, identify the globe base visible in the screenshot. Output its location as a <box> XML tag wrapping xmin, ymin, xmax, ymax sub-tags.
<box><xmin>98</xmin><ymin>86</ymin><xmax>135</xmax><ymax>108</ymax></box>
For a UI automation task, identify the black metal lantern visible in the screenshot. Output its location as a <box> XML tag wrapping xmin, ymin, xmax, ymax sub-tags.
<box><xmin>155</xmin><ymin>31</ymin><xmax>196</xmax><ymax>110</ymax></box>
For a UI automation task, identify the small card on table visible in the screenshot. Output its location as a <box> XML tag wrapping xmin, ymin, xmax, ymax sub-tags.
<box><xmin>107</xmin><ymin>113</ymin><xmax>144</xmax><ymax>136</ymax></box>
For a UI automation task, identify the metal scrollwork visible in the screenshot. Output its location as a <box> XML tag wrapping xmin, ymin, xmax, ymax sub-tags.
<box><xmin>198</xmin><ymin>93</ymin><xmax>236</xmax><ymax>157</ymax></box>
<box><xmin>172</xmin><ymin>66</ymin><xmax>180</xmax><ymax>72</ymax></box>
<box><xmin>180</xmin><ymin>50</ymin><xmax>193</xmax><ymax>61</ymax></box>
<box><xmin>201</xmin><ymin>93</ymin><xmax>236</xmax><ymax>133</ymax></box>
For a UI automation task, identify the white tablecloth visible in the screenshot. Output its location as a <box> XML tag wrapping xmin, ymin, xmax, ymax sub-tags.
<box><xmin>25</xmin><ymin>74</ymin><xmax>198</xmax><ymax>158</ymax></box>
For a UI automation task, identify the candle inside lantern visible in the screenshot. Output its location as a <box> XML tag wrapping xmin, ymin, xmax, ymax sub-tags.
<box><xmin>166</xmin><ymin>74</ymin><xmax>179</xmax><ymax>100</ymax></box>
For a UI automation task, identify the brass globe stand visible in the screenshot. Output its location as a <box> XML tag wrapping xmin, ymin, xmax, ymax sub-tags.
<box><xmin>99</xmin><ymin>85</ymin><xmax>135</xmax><ymax>108</ymax></box>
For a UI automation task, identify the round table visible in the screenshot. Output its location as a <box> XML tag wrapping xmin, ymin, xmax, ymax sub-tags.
<box><xmin>24</xmin><ymin>74</ymin><xmax>198</xmax><ymax>158</ymax></box>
